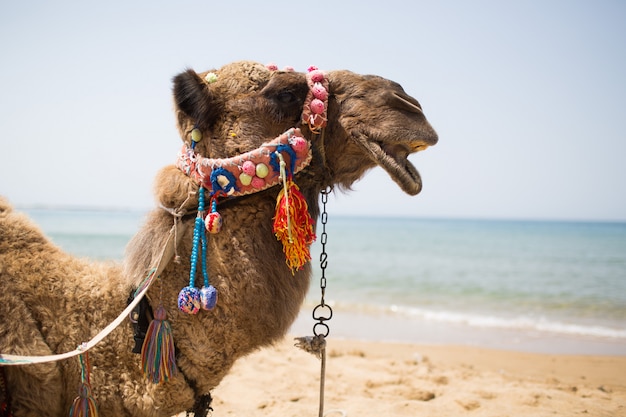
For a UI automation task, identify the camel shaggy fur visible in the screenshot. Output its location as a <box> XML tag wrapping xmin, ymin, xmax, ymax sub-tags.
<box><xmin>0</xmin><ymin>61</ymin><xmax>437</xmax><ymax>416</ymax></box>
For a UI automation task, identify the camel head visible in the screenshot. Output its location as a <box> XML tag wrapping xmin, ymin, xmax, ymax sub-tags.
<box><xmin>165</xmin><ymin>61</ymin><xmax>437</xmax><ymax>208</ymax></box>
<box><xmin>319</xmin><ymin>70</ymin><xmax>438</xmax><ymax>195</ymax></box>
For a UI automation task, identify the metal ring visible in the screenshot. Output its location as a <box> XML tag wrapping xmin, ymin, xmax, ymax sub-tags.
<box><xmin>312</xmin><ymin>304</ymin><xmax>333</xmax><ymax>321</ymax></box>
<box><xmin>313</xmin><ymin>322</ymin><xmax>330</xmax><ymax>338</ymax></box>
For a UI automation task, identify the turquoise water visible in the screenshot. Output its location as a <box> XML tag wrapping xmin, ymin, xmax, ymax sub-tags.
<box><xmin>21</xmin><ymin>208</ymin><xmax>626</xmax><ymax>349</ymax></box>
<box><xmin>307</xmin><ymin>217</ymin><xmax>626</xmax><ymax>342</ymax></box>
<box><xmin>23</xmin><ymin>208</ymin><xmax>144</xmax><ymax>260</ymax></box>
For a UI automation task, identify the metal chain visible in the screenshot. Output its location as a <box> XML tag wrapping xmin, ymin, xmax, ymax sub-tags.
<box><xmin>316</xmin><ymin>188</ymin><xmax>332</xmax><ymax>417</ymax></box>
<box><xmin>293</xmin><ymin>187</ymin><xmax>338</xmax><ymax>417</ymax></box>
<box><xmin>313</xmin><ymin>188</ymin><xmax>333</xmax><ymax>338</ymax></box>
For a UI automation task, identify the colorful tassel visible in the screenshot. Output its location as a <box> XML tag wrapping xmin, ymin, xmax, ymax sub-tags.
<box><xmin>141</xmin><ymin>305</ymin><xmax>178</xmax><ymax>384</ymax></box>
<box><xmin>69</xmin><ymin>352</ymin><xmax>99</xmax><ymax>417</ymax></box>
<box><xmin>272</xmin><ymin>152</ymin><xmax>316</xmax><ymax>273</ymax></box>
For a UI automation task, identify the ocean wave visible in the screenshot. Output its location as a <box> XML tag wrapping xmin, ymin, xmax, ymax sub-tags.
<box><xmin>388</xmin><ymin>304</ymin><xmax>626</xmax><ymax>339</ymax></box>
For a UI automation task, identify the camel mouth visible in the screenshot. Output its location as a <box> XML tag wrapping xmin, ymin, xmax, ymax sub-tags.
<box><xmin>354</xmin><ymin>134</ymin><xmax>430</xmax><ymax>195</ymax></box>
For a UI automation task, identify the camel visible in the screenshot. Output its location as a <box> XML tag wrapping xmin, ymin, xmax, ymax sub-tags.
<box><xmin>0</xmin><ymin>61</ymin><xmax>438</xmax><ymax>416</ymax></box>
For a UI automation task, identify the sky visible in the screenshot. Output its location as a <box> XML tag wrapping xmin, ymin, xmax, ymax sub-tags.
<box><xmin>1</xmin><ymin>0</ymin><xmax>625</xmax><ymax>221</ymax></box>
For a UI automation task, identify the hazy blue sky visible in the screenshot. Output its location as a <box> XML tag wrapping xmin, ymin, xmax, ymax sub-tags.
<box><xmin>1</xmin><ymin>1</ymin><xmax>625</xmax><ymax>221</ymax></box>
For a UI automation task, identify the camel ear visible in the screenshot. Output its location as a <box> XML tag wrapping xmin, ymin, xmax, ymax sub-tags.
<box><xmin>172</xmin><ymin>69</ymin><xmax>222</xmax><ymax>131</ymax></box>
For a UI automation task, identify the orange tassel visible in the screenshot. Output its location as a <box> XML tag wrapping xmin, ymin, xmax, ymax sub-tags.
<box><xmin>273</xmin><ymin>178</ymin><xmax>316</xmax><ymax>273</ymax></box>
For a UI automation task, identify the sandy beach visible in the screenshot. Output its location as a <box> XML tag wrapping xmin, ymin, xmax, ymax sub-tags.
<box><xmin>208</xmin><ymin>307</ymin><xmax>626</xmax><ymax>416</ymax></box>
<box><xmin>211</xmin><ymin>336</ymin><xmax>626</xmax><ymax>416</ymax></box>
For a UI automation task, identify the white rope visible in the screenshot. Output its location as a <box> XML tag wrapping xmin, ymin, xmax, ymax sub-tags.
<box><xmin>0</xmin><ymin>281</ymin><xmax>154</xmax><ymax>365</ymax></box>
<box><xmin>0</xmin><ymin>222</ymin><xmax>181</xmax><ymax>366</ymax></box>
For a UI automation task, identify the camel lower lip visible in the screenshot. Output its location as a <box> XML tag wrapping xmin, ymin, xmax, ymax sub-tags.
<box><xmin>353</xmin><ymin>135</ymin><xmax>423</xmax><ymax>195</ymax></box>
<box><xmin>389</xmin><ymin>154</ymin><xmax>422</xmax><ymax>195</ymax></box>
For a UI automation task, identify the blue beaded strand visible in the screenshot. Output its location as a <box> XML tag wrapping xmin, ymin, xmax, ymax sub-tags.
<box><xmin>177</xmin><ymin>188</ymin><xmax>205</xmax><ymax>314</ymax></box>
<box><xmin>177</xmin><ymin>187</ymin><xmax>218</xmax><ymax>313</ymax></box>
<box><xmin>190</xmin><ymin>192</ymin><xmax>205</xmax><ymax>288</ymax></box>
<box><xmin>200</xmin><ymin>219</ymin><xmax>209</xmax><ymax>287</ymax></box>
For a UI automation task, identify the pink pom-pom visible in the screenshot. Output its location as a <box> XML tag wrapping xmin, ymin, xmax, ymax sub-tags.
<box><xmin>242</xmin><ymin>160</ymin><xmax>256</xmax><ymax>176</ymax></box>
<box><xmin>266</xmin><ymin>63</ymin><xmax>279</xmax><ymax>71</ymax></box>
<box><xmin>290</xmin><ymin>136</ymin><xmax>308</xmax><ymax>153</ymax></box>
<box><xmin>311</xmin><ymin>83</ymin><xmax>328</xmax><ymax>100</ymax></box>
<box><xmin>309</xmin><ymin>69</ymin><xmax>325</xmax><ymax>83</ymax></box>
<box><xmin>251</xmin><ymin>176</ymin><xmax>265</xmax><ymax>189</ymax></box>
<box><xmin>307</xmin><ymin>65</ymin><xmax>318</xmax><ymax>72</ymax></box>
<box><xmin>205</xmin><ymin>211</ymin><xmax>223</xmax><ymax>234</ymax></box>
<box><xmin>310</xmin><ymin>98</ymin><xmax>325</xmax><ymax>114</ymax></box>
<box><xmin>283</xmin><ymin>66</ymin><xmax>295</xmax><ymax>72</ymax></box>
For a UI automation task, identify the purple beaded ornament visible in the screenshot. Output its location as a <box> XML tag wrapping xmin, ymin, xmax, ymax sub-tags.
<box><xmin>200</xmin><ymin>285</ymin><xmax>218</xmax><ymax>310</ymax></box>
<box><xmin>177</xmin><ymin>286</ymin><xmax>201</xmax><ymax>314</ymax></box>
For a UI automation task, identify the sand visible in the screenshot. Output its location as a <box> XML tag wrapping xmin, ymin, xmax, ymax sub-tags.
<box><xmin>209</xmin><ymin>336</ymin><xmax>626</xmax><ymax>417</ymax></box>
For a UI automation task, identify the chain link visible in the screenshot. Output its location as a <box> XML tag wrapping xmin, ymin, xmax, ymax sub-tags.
<box><xmin>313</xmin><ymin>188</ymin><xmax>333</xmax><ymax>338</ymax></box>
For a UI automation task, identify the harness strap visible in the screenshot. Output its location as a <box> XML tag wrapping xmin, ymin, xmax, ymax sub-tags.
<box><xmin>127</xmin><ymin>293</ymin><xmax>153</xmax><ymax>354</ymax></box>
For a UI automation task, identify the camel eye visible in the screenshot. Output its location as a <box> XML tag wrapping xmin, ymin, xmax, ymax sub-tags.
<box><xmin>275</xmin><ymin>91</ymin><xmax>297</xmax><ymax>105</ymax></box>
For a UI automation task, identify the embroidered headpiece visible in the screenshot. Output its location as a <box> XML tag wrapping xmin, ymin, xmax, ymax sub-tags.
<box><xmin>176</xmin><ymin>128</ymin><xmax>312</xmax><ymax>198</ymax></box>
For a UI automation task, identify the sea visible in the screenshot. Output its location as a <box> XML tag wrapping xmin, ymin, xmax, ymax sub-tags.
<box><xmin>20</xmin><ymin>207</ymin><xmax>626</xmax><ymax>356</ymax></box>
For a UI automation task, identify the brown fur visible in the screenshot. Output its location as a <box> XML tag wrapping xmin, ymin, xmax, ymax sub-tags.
<box><xmin>0</xmin><ymin>61</ymin><xmax>437</xmax><ymax>416</ymax></box>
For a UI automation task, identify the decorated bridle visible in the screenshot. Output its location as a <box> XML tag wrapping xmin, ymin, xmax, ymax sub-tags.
<box><xmin>172</xmin><ymin>65</ymin><xmax>329</xmax><ymax>314</ymax></box>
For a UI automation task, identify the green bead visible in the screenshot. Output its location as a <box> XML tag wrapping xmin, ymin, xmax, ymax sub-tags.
<box><xmin>255</xmin><ymin>163</ymin><xmax>269</xmax><ymax>179</ymax></box>
<box><xmin>191</xmin><ymin>128</ymin><xmax>202</xmax><ymax>143</ymax></box>
<box><xmin>239</xmin><ymin>173</ymin><xmax>252</xmax><ymax>186</ymax></box>
<box><xmin>205</xmin><ymin>72</ymin><xmax>218</xmax><ymax>84</ymax></box>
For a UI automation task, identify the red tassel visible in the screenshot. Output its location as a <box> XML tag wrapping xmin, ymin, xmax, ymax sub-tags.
<box><xmin>141</xmin><ymin>306</ymin><xmax>178</xmax><ymax>384</ymax></box>
<box><xmin>273</xmin><ymin>178</ymin><xmax>316</xmax><ymax>273</ymax></box>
